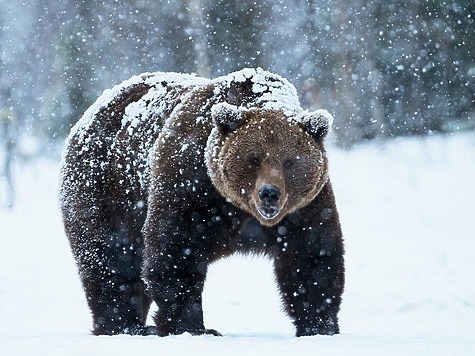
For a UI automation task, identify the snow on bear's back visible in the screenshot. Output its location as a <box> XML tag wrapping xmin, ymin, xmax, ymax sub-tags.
<box><xmin>64</xmin><ymin>68</ymin><xmax>302</xmax><ymax>156</ymax></box>
<box><xmin>65</xmin><ymin>72</ymin><xmax>210</xmax><ymax>151</ymax></box>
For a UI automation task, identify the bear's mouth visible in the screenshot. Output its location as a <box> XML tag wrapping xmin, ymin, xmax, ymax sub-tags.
<box><xmin>256</xmin><ymin>204</ymin><xmax>280</xmax><ymax>220</ymax></box>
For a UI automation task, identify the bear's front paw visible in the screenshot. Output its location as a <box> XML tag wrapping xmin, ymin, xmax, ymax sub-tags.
<box><xmin>296</xmin><ymin>325</ymin><xmax>338</xmax><ymax>336</ymax></box>
<box><xmin>157</xmin><ymin>326</ymin><xmax>222</xmax><ymax>337</ymax></box>
<box><xmin>190</xmin><ymin>328</ymin><xmax>222</xmax><ymax>337</ymax></box>
<box><xmin>125</xmin><ymin>325</ymin><xmax>157</xmax><ymax>336</ymax></box>
<box><xmin>141</xmin><ymin>326</ymin><xmax>158</xmax><ymax>335</ymax></box>
<box><xmin>295</xmin><ymin>315</ymin><xmax>339</xmax><ymax>336</ymax></box>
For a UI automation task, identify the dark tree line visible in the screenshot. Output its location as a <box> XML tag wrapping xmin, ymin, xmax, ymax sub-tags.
<box><xmin>0</xmin><ymin>0</ymin><xmax>473</xmax><ymax>153</ymax></box>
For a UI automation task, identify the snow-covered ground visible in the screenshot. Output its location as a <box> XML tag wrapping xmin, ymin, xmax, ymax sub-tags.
<box><xmin>1</xmin><ymin>133</ymin><xmax>474</xmax><ymax>355</ymax></box>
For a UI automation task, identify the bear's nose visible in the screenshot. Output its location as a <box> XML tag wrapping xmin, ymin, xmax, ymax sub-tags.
<box><xmin>258</xmin><ymin>185</ymin><xmax>281</xmax><ymax>206</ymax></box>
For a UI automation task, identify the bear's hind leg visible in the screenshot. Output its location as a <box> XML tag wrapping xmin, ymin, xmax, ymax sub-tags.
<box><xmin>73</xmin><ymin>228</ymin><xmax>154</xmax><ymax>335</ymax></box>
<box><xmin>88</xmin><ymin>276</ymin><xmax>154</xmax><ymax>336</ymax></box>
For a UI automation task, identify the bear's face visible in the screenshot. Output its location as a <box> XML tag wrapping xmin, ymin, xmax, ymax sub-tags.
<box><xmin>206</xmin><ymin>103</ymin><xmax>333</xmax><ymax>227</ymax></box>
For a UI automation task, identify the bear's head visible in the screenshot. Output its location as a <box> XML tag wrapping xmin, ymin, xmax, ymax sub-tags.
<box><xmin>206</xmin><ymin>102</ymin><xmax>333</xmax><ymax>227</ymax></box>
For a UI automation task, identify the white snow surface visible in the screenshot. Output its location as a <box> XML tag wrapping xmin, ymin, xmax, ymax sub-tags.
<box><xmin>1</xmin><ymin>133</ymin><xmax>475</xmax><ymax>355</ymax></box>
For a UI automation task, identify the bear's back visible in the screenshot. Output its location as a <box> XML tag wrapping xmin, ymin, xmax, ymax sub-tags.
<box><xmin>60</xmin><ymin>73</ymin><xmax>211</xmax><ymax>201</ymax></box>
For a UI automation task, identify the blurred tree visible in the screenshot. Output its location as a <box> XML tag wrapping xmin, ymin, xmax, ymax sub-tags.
<box><xmin>156</xmin><ymin>1</ymin><xmax>196</xmax><ymax>73</ymax></box>
<box><xmin>0</xmin><ymin>9</ymin><xmax>15</xmax><ymax>209</ymax></box>
<box><xmin>0</xmin><ymin>89</ymin><xmax>16</xmax><ymax>210</ymax></box>
<box><xmin>44</xmin><ymin>0</ymin><xmax>98</xmax><ymax>139</ymax></box>
<box><xmin>188</xmin><ymin>0</ymin><xmax>210</xmax><ymax>77</ymax></box>
<box><xmin>369</xmin><ymin>0</ymin><xmax>474</xmax><ymax>138</ymax></box>
<box><xmin>205</xmin><ymin>0</ymin><xmax>270</xmax><ymax>75</ymax></box>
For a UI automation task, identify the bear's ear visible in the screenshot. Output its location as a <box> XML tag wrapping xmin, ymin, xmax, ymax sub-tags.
<box><xmin>211</xmin><ymin>102</ymin><xmax>246</xmax><ymax>135</ymax></box>
<box><xmin>299</xmin><ymin>109</ymin><xmax>334</xmax><ymax>140</ymax></box>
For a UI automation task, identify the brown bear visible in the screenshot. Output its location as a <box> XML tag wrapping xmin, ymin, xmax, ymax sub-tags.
<box><xmin>60</xmin><ymin>68</ymin><xmax>344</xmax><ymax>337</ymax></box>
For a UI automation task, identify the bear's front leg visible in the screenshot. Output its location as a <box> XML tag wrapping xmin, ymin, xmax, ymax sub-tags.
<box><xmin>274</xmin><ymin>251</ymin><xmax>344</xmax><ymax>336</ymax></box>
<box><xmin>142</xmin><ymin>218</ymin><xmax>221</xmax><ymax>337</ymax></box>
<box><xmin>273</xmin><ymin>224</ymin><xmax>344</xmax><ymax>336</ymax></box>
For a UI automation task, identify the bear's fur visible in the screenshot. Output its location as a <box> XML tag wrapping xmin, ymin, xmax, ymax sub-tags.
<box><xmin>60</xmin><ymin>68</ymin><xmax>344</xmax><ymax>337</ymax></box>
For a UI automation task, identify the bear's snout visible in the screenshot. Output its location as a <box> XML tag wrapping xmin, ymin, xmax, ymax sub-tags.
<box><xmin>256</xmin><ymin>184</ymin><xmax>282</xmax><ymax>220</ymax></box>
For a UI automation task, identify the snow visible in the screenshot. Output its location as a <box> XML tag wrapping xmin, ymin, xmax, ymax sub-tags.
<box><xmin>1</xmin><ymin>133</ymin><xmax>475</xmax><ymax>355</ymax></box>
<box><xmin>67</xmin><ymin>73</ymin><xmax>149</xmax><ymax>145</ymax></box>
<box><xmin>214</xmin><ymin>68</ymin><xmax>302</xmax><ymax>116</ymax></box>
<box><xmin>210</xmin><ymin>102</ymin><xmax>240</xmax><ymax>124</ymax></box>
<box><xmin>299</xmin><ymin>109</ymin><xmax>334</xmax><ymax>136</ymax></box>
<box><xmin>66</xmin><ymin>71</ymin><xmax>209</xmax><ymax>150</ymax></box>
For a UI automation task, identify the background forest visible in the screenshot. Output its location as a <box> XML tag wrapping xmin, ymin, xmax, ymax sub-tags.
<box><xmin>1</xmin><ymin>0</ymin><xmax>474</xmax><ymax>145</ymax></box>
<box><xmin>0</xmin><ymin>0</ymin><xmax>474</xmax><ymax>206</ymax></box>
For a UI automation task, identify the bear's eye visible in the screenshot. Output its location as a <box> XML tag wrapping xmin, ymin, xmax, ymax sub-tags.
<box><xmin>283</xmin><ymin>159</ymin><xmax>293</xmax><ymax>169</ymax></box>
<box><xmin>249</xmin><ymin>156</ymin><xmax>261</xmax><ymax>168</ymax></box>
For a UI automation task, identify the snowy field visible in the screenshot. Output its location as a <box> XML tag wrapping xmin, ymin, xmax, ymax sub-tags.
<box><xmin>1</xmin><ymin>133</ymin><xmax>474</xmax><ymax>355</ymax></box>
